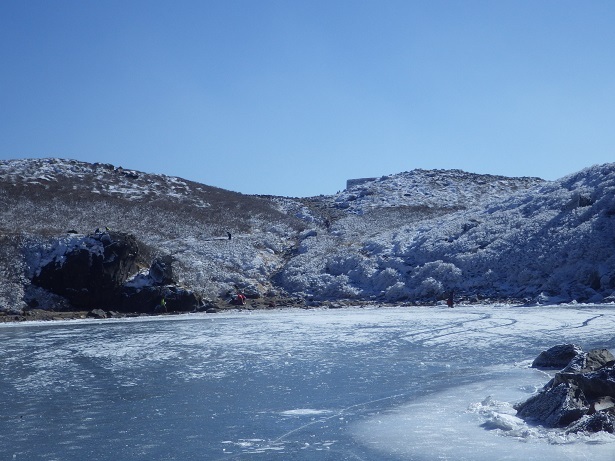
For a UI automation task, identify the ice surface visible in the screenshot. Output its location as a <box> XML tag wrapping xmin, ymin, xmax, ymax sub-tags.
<box><xmin>1</xmin><ymin>305</ymin><xmax>614</xmax><ymax>460</ymax></box>
<box><xmin>352</xmin><ymin>367</ymin><xmax>615</xmax><ymax>460</ymax></box>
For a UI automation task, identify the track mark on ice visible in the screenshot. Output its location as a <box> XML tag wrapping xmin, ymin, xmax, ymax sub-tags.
<box><xmin>211</xmin><ymin>391</ymin><xmax>411</xmax><ymax>460</ymax></box>
<box><xmin>272</xmin><ymin>391</ymin><xmax>409</xmax><ymax>444</ymax></box>
<box><xmin>577</xmin><ymin>313</ymin><xmax>604</xmax><ymax>328</ymax></box>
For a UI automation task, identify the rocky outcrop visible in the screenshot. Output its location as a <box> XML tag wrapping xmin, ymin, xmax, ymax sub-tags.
<box><xmin>567</xmin><ymin>410</ymin><xmax>615</xmax><ymax>433</ymax></box>
<box><xmin>120</xmin><ymin>284</ymin><xmax>201</xmax><ymax>313</ymax></box>
<box><xmin>515</xmin><ymin>345</ymin><xmax>615</xmax><ymax>433</ymax></box>
<box><xmin>31</xmin><ymin>231</ymin><xmax>201</xmax><ymax>313</ymax></box>
<box><xmin>515</xmin><ymin>381</ymin><xmax>589</xmax><ymax>428</ymax></box>
<box><xmin>87</xmin><ymin>308</ymin><xmax>108</xmax><ymax>319</ymax></box>
<box><xmin>121</xmin><ymin>256</ymin><xmax>201</xmax><ymax>313</ymax></box>
<box><xmin>148</xmin><ymin>255</ymin><xmax>177</xmax><ymax>285</ymax></box>
<box><xmin>531</xmin><ymin>344</ymin><xmax>583</xmax><ymax>369</ymax></box>
<box><xmin>561</xmin><ymin>348</ymin><xmax>615</xmax><ymax>374</ymax></box>
<box><xmin>33</xmin><ymin>230</ymin><xmax>139</xmax><ymax>309</ymax></box>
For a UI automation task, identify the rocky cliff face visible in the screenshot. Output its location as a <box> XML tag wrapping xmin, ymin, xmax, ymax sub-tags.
<box><xmin>30</xmin><ymin>230</ymin><xmax>200</xmax><ymax>313</ymax></box>
<box><xmin>33</xmin><ymin>230</ymin><xmax>139</xmax><ymax>308</ymax></box>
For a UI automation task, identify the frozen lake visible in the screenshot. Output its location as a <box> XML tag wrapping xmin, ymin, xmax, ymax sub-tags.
<box><xmin>1</xmin><ymin>305</ymin><xmax>615</xmax><ymax>460</ymax></box>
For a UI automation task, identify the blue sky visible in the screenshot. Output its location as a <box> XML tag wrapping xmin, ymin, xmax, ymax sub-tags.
<box><xmin>1</xmin><ymin>1</ymin><xmax>614</xmax><ymax>197</ymax></box>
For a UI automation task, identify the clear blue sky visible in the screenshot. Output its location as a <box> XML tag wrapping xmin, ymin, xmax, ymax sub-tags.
<box><xmin>1</xmin><ymin>1</ymin><xmax>614</xmax><ymax>197</ymax></box>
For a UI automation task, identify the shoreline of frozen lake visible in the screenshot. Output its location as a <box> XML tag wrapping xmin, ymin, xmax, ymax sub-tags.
<box><xmin>1</xmin><ymin>305</ymin><xmax>614</xmax><ymax>460</ymax></box>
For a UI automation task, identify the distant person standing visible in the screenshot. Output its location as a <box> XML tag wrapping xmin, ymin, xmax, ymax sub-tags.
<box><xmin>447</xmin><ymin>291</ymin><xmax>454</xmax><ymax>308</ymax></box>
<box><xmin>227</xmin><ymin>232</ymin><xmax>232</xmax><ymax>240</ymax></box>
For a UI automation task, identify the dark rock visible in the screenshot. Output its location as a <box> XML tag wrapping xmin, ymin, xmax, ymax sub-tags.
<box><xmin>197</xmin><ymin>300</ymin><xmax>221</xmax><ymax>313</ymax></box>
<box><xmin>33</xmin><ymin>231</ymin><xmax>139</xmax><ymax>309</ymax></box>
<box><xmin>121</xmin><ymin>285</ymin><xmax>201</xmax><ymax>314</ymax></box>
<box><xmin>149</xmin><ymin>255</ymin><xmax>177</xmax><ymax>285</ymax></box>
<box><xmin>531</xmin><ymin>344</ymin><xmax>583</xmax><ymax>369</ymax></box>
<box><xmin>239</xmin><ymin>284</ymin><xmax>261</xmax><ymax>299</ymax></box>
<box><xmin>550</xmin><ymin>366</ymin><xmax>615</xmax><ymax>401</ymax></box>
<box><xmin>87</xmin><ymin>309</ymin><xmax>107</xmax><ymax>319</ymax></box>
<box><xmin>515</xmin><ymin>382</ymin><xmax>589</xmax><ymax>428</ymax></box>
<box><xmin>572</xmin><ymin>366</ymin><xmax>615</xmax><ymax>400</ymax></box>
<box><xmin>562</xmin><ymin>349</ymin><xmax>615</xmax><ymax>373</ymax></box>
<box><xmin>30</xmin><ymin>231</ymin><xmax>201</xmax><ymax>314</ymax></box>
<box><xmin>566</xmin><ymin>409</ymin><xmax>615</xmax><ymax>434</ymax></box>
<box><xmin>121</xmin><ymin>286</ymin><xmax>163</xmax><ymax>313</ymax></box>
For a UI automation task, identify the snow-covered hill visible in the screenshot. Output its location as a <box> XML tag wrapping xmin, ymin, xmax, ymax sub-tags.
<box><xmin>1</xmin><ymin>158</ymin><xmax>614</xmax><ymax>312</ymax></box>
<box><xmin>280</xmin><ymin>163</ymin><xmax>615</xmax><ymax>304</ymax></box>
<box><xmin>0</xmin><ymin>158</ymin><xmax>305</xmax><ymax>312</ymax></box>
<box><xmin>329</xmin><ymin>169</ymin><xmax>543</xmax><ymax>213</ymax></box>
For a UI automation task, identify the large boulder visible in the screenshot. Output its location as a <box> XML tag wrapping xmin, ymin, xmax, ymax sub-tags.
<box><xmin>561</xmin><ymin>349</ymin><xmax>615</xmax><ymax>374</ymax></box>
<box><xmin>514</xmin><ymin>382</ymin><xmax>589</xmax><ymax>427</ymax></box>
<box><xmin>32</xmin><ymin>231</ymin><xmax>139</xmax><ymax>309</ymax></box>
<box><xmin>568</xmin><ymin>366</ymin><xmax>615</xmax><ymax>400</ymax></box>
<box><xmin>531</xmin><ymin>344</ymin><xmax>583</xmax><ymax>369</ymax></box>
<box><xmin>566</xmin><ymin>409</ymin><xmax>615</xmax><ymax>434</ymax></box>
<box><xmin>148</xmin><ymin>255</ymin><xmax>177</xmax><ymax>285</ymax></box>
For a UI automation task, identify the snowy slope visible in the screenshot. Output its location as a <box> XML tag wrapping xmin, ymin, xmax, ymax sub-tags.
<box><xmin>329</xmin><ymin>169</ymin><xmax>544</xmax><ymax>213</ymax></box>
<box><xmin>1</xmin><ymin>158</ymin><xmax>614</xmax><ymax>312</ymax></box>
<box><xmin>279</xmin><ymin>163</ymin><xmax>615</xmax><ymax>304</ymax></box>
<box><xmin>0</xmin><ymin>158</ymin><xmax>305</xmax><ymax>311</ymax></box>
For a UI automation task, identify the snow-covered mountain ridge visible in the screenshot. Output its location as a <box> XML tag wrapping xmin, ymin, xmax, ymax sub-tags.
<box><xmin>329</xmin><ymin>169</ymin><xmax>544</xmax><ymax>213</ymax></box>
<box><xmin>1</xmin><ymin>158</ymin><xmax>614</xmax><ymax>312</ymax></box>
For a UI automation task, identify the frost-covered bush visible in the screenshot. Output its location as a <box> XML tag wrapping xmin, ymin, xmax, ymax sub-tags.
<box><xmin>384</xmin><ymin>282</ymin><xmax>411</xmax><ymax>302</ymax></box>
<box><xmin>413</xmin><ymin>277</ymin><xmax>443</xmax><ymax>299</ymax></box>
<box><xmin>0</xmin><ymin>236</ymin><xmax>27</xmax><ymax>312</ymax></box>
<box><xmin>407</xmin><ymin>261</ymin><xmax>462</xmax><ymax>289</ymax></box>
<box><xmin>326</xmin><ymin>254</ymin><xmax>364</xmax><ymax>276</ymax></box>
<box><xmin>370</xmin><ymin>267</ymin><xmax>402</xmax><ymax>292</ymax></box>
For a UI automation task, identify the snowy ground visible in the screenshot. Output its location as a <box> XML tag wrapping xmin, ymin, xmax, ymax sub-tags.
<box><xmin>1</xmin><ymin>305</ymin><xmax>614</xmax><ymax>460</ymax></box>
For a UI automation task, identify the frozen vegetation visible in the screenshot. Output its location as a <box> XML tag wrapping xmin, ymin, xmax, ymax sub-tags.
<box><xmin>1</xmin><ymin>158</ymin><xmax>614</xmax><ymax>312</ymax></box>
<box><xmin>280</xmin><ymin>164</ymin><xmax>615</xmax><ymax>304</ymax></box>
